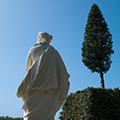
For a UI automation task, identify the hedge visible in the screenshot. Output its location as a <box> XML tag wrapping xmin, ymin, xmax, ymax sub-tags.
<box><xmin>0</xmin><ymin>116</ymin><xmax>23</xmax><ymax>120</ymax></box>
<box><xmin>59</xmin><ymin>87</ymin><xmax>120</xmax><ymax>120</ymax></box>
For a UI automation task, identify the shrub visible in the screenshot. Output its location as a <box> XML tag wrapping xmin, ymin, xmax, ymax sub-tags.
<box><xmin>0</xmin><ymin>116</ymin><xmax>23</xmax><ymax>120</ymax></box>
<box><xmin>59</xmin><ymin>87</ymin><xmax>120</xmax><ymax>120</ymax></box>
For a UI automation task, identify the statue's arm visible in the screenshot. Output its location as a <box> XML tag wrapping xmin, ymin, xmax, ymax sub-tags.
<box><xmin>26</xmin><ymin>49</ymin><xmax>33</xmax><ymax>73</ymax></box>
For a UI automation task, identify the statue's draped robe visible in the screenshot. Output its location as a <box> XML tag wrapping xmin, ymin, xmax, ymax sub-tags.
<box><xmin>16</xmin><ymin>43</ymin><xmax>70</xmax><ymax>120</ymax></box>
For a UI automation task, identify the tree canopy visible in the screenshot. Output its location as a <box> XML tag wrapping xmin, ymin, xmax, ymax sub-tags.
<box><xmin>82</xmin><ymin>4</ymin><xmax>114</xmax><ymax>88</ymax></box>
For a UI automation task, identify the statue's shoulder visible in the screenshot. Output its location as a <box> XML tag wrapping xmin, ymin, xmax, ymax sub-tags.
<box><xmin>49</xmin><ymin>45</ymin><xmax>59</xmax><ymax>51</ymax></box>
<box><xmin>48</xmin><ymin>45</ymin><xmax>54</xmax><ymax>50</ymax></box>
<box><xmin>48</xmin><ymin>45</ymin><xmax>58</xmax><ymax>53</ymax></box>
<box><xmin>29</xmin><ymin>43</ymin><xmax>47</xmax><ymax>51</ymax></box>
<box><xmin>48</xmin><ymin>45</ymin><xmax>61</xmax><ymax>57</ymax></box>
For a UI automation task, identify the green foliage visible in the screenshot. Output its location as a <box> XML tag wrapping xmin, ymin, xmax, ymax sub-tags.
<box><xmin>0</xmin><ymin>116</ymin><xmax>23</xmax><ymax>120</ymax></box>
<box><xmin>82</xmin><ymin>4</ymin><xmax>114</xmax><ymax>73</ymax></box>
<box><xmin>59</xmin><ymin>87</ymin><xmax>120</xmax><ymax>120</ymax></box>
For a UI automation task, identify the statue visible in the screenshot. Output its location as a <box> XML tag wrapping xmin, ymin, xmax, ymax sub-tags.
<box><xmin>16</xmin><ymin>32</ymin><xmax>70</xmax><ymax>120</ymax></box>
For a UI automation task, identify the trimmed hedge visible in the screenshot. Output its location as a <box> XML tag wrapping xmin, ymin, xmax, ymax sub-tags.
<box><xmin>59</xmin><ymin>87</ymin><xmax>120</xmax><ymax>120</ymax></box>
<box><xmin>0</xmin><ymin>116</ymin><xmax>23</xmax><ymax>120</ymax></box>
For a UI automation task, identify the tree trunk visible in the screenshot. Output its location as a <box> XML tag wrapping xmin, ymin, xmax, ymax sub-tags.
<box><xmin>99</xmin><ymin>68</ymin><xmax>105</xmax><ymax>89</ymax></box>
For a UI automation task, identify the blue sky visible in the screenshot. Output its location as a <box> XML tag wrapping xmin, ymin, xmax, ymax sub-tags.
<box><xmin>0</xmin><ymin>0</ymin><xmax>120</xmax><ymax>119</ymax></box>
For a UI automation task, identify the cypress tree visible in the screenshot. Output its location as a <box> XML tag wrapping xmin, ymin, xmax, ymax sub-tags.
<box><xmin>82</xmin><ymin>4</ymin><xmax>114</xmax><ymax>88</ymax></box>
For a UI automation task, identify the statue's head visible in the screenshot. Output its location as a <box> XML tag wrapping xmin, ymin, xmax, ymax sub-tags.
<box><xmin>37</xmin><ymin>32</ymin><xmax>53</xmax><ymax>44</ymax></box>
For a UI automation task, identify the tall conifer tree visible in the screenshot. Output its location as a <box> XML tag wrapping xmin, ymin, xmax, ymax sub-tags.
<box><xmin>82</xmin><ymin>4</ymin><xmax>114</xmax><ymax>88</ymax></box>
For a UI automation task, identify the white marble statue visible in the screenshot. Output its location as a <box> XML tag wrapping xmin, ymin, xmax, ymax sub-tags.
<box><xmin>16</xmin><ymin>32</ymin><xmax>70</xmax><ymax>120</ymax></box>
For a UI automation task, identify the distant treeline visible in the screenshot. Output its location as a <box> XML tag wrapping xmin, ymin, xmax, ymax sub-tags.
<box><xmin>0</xmin><ymin>116</ymin><xmax>23</xmax><ymax>120</ymax></box>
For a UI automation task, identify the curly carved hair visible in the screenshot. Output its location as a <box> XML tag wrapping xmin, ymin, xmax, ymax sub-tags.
<box><xmin>37</xmin><ymin>32</ymin><xmax>53</xmax><ymax>43</ymax></box>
